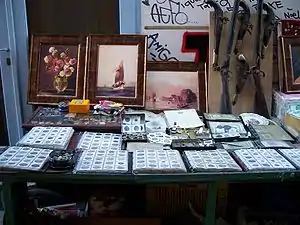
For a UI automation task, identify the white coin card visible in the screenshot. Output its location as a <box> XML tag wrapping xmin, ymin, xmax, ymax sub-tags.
<box><xmin>278</xmin><ymin>149</ymin><xmax>300</xmax><ymax>169</ymax></box>
<box><xmin>0</xmin><ymin>146</ymin><xmax>52</xmax><ymax>171</ymax></box>
<box><xmin>74</xmin><ymin>149</ymin><xmax>128</xmax><ymax>173</ymax></box>
<box><xmin>233</xmin><ymin>149</ymin><xmax>295</xmax><ymax>171</ymax></box>
<box><xmin>147</xmin><ymin>132</ymin><xmax>174</xmax><ymax>145</ymax></box>
<box><xmin>132</xmin><ymin>149</ymin><xmax>187</xmax><ymax>173</ymax></box>
<box><xmin>17</xmin><ymin>126</ymin><xmax>74</xmax><ymax>150</ymax></box>
<box><xmin>184</xmin><ymin>149</ymin><xmax>242</xmax><ymax>172</ymax></box>
<box><xmin>76</xmin><ymin>132</ymin><xmax>122</xmax><ymax>151</ymax></box>
<box><xmin>122</xmin><ymin>114</ymin><xmax>146</xmax><ymax>133</ymax></box>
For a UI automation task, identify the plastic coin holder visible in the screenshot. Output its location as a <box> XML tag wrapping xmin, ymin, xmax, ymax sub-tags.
<box><xmin>0</xmin><ymin>146</ymin><xmax>52</xmax><ymax>171</ymax></box>
<box><xmin>76</xmin><ymin>132</ymin><xmax>122</xmax><ymax>151</ymax></box>
<box><xmin>183</xmin><ymin>150</ymin><xmax>242</xmax><ymax>172</ymax></box>
<box><xmin>277</xmin><ymin>149</ymin><xmax>300</xmax><ymax>169</ymax></box>
<box><xmin>75</xmin><ymin>149</ymin><xmax>128</xmax><ymax>173</ymax></box>
<box><xmin>147</xmin><ymin>132</ymin><xmax>173</xmax><ymax>145</ymax></box>
<box><xmin>132</xmin><ymin>149</ymin><xmax>187</xmax><ymax>174</ymax></box>
<box><xmin>17</xmin><ymin>127</ymin><xmax>74</xmax><ymax>150</ymax></box>
<box><xmin>233</xmin><ymin>149</ymin><xmax>296</xmax><ymax>171</ymax></box>
<box><xmin>122</xmin><ymin>114</ymin><xmax>146</xmax><ymax>134</ymax></box>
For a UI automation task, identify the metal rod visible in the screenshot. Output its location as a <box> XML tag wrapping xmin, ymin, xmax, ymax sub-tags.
<box><xmin>144</xmin><ymin>26</ymin><xmax>209</xmax><ymax>30</ymax></box>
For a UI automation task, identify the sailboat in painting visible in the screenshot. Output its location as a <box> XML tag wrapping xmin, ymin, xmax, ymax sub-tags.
<box><xmin>112</xmin><ymin>60</ymin><xmax>125</xmax><ymax>90</ymax></box>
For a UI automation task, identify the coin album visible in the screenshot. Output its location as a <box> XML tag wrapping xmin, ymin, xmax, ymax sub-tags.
<box><xmin>249</xmin><ymin>124</ymin><xmax>294</xmax><ymax>141</ymax></box>
<box><xmin>0</xmin><ymin>146</ymin><xmax>52</xmax><ymax>171</ymax></box>
<box><xmin>75</xmin><ymin>149</ymin><xmax>128</xmax><ymax>173</ymax></box>
<box><xmin>76</xmin><ymin>132</ymin><xmax>122</xmax><ymax>151</ymax></box>
<box><xmin>183</xmin><ymin>149</ymin><xmax>242</xmax><ymax>172</ymax></box>
<box><xmin>132</xmin><ymin>149</ymin><xmax>186</xmax><ymax>174</ymax></box>
<box><xmin>233</xmin><ymin>149</ymin><xmax>295</xmax><ymax>171</ymax></box>
<box><xmin>255</xmin><ymin>140</ymin><xmax>293</xmax><ymax>149</ymax></box>
<box><xmin>17</xmin><ymin>126</ymin><xmax>74</xmax><ymax>150</ymax></box>
<box><xmin>122</xmin><ymin>114</ymin><xmax>146</xmax><ymax>134</ymax></box>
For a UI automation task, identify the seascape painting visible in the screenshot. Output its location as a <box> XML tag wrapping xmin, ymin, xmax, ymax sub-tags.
<box><xmin>291</xmin><ymin>45</ymin><xmax>300</xmax><ymax>84</ymax></box>
<box><xmin>38</xmin><ymin>44</ymin><xmax>78</xmax><ymax>96</ymax></box>
<box><xmin>145</xmin><ymin>71</ymin><xmax>199</xmax><ymax>110</ymax></box>
<box><xmin>96</xmin><ymin>45</ymin><xmax>138</xmax><ymax>98</ymax></box>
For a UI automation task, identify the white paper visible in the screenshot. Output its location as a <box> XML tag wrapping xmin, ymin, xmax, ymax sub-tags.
<box><xmin>164</xmin><ymin>109</ymin><xmax>204</xmax><ymax>128</ymax></box>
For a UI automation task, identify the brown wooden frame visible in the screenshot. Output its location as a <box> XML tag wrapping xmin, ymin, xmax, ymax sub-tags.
<box><xmin>146</xmin><ymin>61</ymin><xmax>207</xmax><ymax>112</ymax></box>
<box><xmin>28</xmin><ymin>35</ymin><xmax>86</xmax><ymax>104</ymax></box>
<box><xmin>282</xmin><ymin>37</ymin><xmax>300</xmax><ymax>93</ymax></box>
<box><xmin>86</xmin><ymin>35</ymin><xmax>147</xmax><ymax>107</ymax></box>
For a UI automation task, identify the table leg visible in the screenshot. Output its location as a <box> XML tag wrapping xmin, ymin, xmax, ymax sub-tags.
<box><xmin>2</xmin><ymin>181</ymin><xmax>27</xmax><ymax>225</ymax></box>
<box><xmin>204</xmin><ymin>182</ymin><xmax>218</xmax><ymax>225</ymax></box>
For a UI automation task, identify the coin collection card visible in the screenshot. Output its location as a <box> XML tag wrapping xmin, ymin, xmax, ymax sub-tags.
<box><xmin>183</xmin><ymin>149</ymin><xmax>242</xmax><ymax>172</ymax></box>
<box><xmin>233</xmin><ymin>149</ymin><xmax>296</xmax><ymax>171</ymax></box>
<box><xmin>0</xmin><ymin>146</ymin><xmax>52</xmax><ymax>171</ymax></box>
<box><xmin>278</xmin><ymin>149</ymin><xmax>300</xmax><ymax>169</ymax></box>
<box><xmin>122</xmin><ymin>114</ymin><xmax>146</xmax><ymax>133</ymax></box>
<box><xmin>17</xmin><ymin>126</ymin><xmax>74</xmax><ymax>150</ymax></box>
<box><xmin>75</xmin><ymin>149</ymin><xmax>128</xmax><ymax>173</ymax></box>
<box><xmin>250</xmin><ymin>124</ymin><xmax>294</xmax><ymax>141</ymax></box>
<box><xmin>132</xmin><ymin>149</ymin><xmax>187</xmax><ymax>173</ymax></box>
<box><xmin>203</xmin><ymin>113</ymin><xmax>241</xmax><ymax>122</ymax></box>
<box><xmin>76</xmin><ymin>132</ymin><xmax>122</xmax><ymax>151</ymax></box>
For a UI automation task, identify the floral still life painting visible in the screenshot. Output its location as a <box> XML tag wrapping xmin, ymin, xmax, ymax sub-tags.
<box><xmin>38</xmin><ymin>45</ymin><xmax>78</xmax><ymax>95</ymax></box>
<box><xmin>145</xmin><ymin>71</ymin><xmax>200</xmax><ymax>110</ymax></box>
<box><xmin>96</xmin><ymin>45</ymin><xmax>138</xmax><ymax>98</ymax></box>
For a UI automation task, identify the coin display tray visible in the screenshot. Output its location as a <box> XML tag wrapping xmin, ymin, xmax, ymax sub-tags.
<box><xmin>17</xmin><ymin>126</ymin><xmax>74</xmax><ymax>150</ymax></box>
<box><xmin>132</xmin><ymin>149</ymin><xmax>187</xmax><ymax>173</ymax></box>
<box><xmin>74</xmin><ymin>149</ymin><xmax>128</xmax><ymax>173</ymax></box>
<box><xmin>183</xmin><ymin>149</ymin><xmax>242</xmax><ymax>172</ymax></box>
<box><xmin>216</xmin><ymin>141</ymin><xmax>255</xmax><ymax>150</ymax></box>
<box><xmin>207</xmin><ymin>121</ymin><xmax>249</xmax><ymax>140</ymax></box>
<box><xmin>203</xmin><ymin>113</ymin><xmax>241</xmax><ymax>122</ymax></box>
<box><xmin>0</xmin><ymin>146</ymin><xmax>52</xmax><ymax>171</ymax></box>
<box><xmin>122</xmin><ymin>114</ymin><xmax>146</xmax><ymax>133</ymax></box>
<box><xmin>278</xmin><ymin>149</ymin><xmax>300</xmax><ymax>169</ymax></box>
<box><xmin>171</xmin><ymin>139</ymin><xmax>215</xmax><ymax>150</ymax></box>
<box><xmin>122</xmin><ymin>133</ymin><xmax>147</xmax><ymax>142</ymax></box>
<box><xmin>233</xmin><ymin>149</ymin><xmax>295</xmax><ymax>171</ymax></box>
<box><xmin>256</xmin><ymin>140</ymin><xmax>292</xmax><ymax>149</ymax></box>
<box><xmin>147</xmin><ymin>132</ymin><xmax>174</xmax><ymax>145</ymax></box>
<box><xmin>249</xmin><ymin>124</ymin><xmax>294</xmax><ymax>141</ymax></box>
<box><xmin>76</xmin><ymin>132</ymin><xmax>122</xmax><ymax>151</ymax></box>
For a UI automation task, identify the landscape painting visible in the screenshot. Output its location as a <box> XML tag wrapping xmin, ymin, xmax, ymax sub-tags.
<box><xmin>145</xmin><ymin>71</ymin><xmax>199</xmax><ymax>110</ymax></box>
<box><xmin>96</xmin><ymin>45</ymin><xmax>138</xmax><ymax>98</ymax></box>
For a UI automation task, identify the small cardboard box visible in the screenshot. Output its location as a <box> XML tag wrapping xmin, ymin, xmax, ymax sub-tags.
<box><xmin>69</xmin><ymin>99</ymin><xmax>90</xmax><ymax>114</ymax></box>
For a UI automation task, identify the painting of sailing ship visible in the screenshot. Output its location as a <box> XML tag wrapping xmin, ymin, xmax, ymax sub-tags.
<box><xmin>145</xmin><ymin>71</ymin><xmax>200</xmax><ymax>110</ymax></box>
<box><xmin>96</xmin><ymin>45</ymin><xmax>138</xmax><ymax>98</ymax></box>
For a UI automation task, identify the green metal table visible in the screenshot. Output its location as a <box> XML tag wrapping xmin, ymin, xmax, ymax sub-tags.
<box><xmin>1</xmin><ymin>170</ymin><xmax>298</xmax><ymax>225</ymax></box>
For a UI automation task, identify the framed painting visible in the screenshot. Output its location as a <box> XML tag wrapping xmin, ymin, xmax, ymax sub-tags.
<box><xmin>86</xmin><ymin>35</ymin><xmax>147</xmax><ymax>107</ymax></box>
<box><xmin>28</xmin><ymin>35</ymin><xmax>86</xmax><ymax>104</ymax></box>
<box><xmin>282</xmin><ymin>37</ymin><xmax>300</xmax><ymax>93</ymax></box>
<box><xmin>145</xmin><ymin>62</ymin><xmax>207</xmax><ymax>112</ymax></box>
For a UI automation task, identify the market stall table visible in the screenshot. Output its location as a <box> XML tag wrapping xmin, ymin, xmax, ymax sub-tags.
<box><xmin>1</xmin><ymin>169</ymin><xmax>298</xmax><ymax>225</ymax></box>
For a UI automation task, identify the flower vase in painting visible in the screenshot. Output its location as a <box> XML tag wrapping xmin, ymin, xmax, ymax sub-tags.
<box><xmin>43</xmin><ymin>46</ymin><xmax>77</xmax><ymax>93</ymax></box>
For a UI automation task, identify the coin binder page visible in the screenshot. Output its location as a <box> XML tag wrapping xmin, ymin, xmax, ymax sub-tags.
<box><xmin>278</xmin><ymin>149</ymin><xmax>300</xmax><ymax>168</ymax></box>
<box><xmin>76</xmin><ymin>132</ymin><xmax>122</xmax><ymax>151</ymax></box>
<box><xmin>0</xmin><ymin>146</ymin><xmax>52</xmax><ymax>171</ymax></box>
<box><xmin>74</xmin><ymin>149</ymin><xmax>128</xmax><ymax>173</ymax></box>
<box><xmin>184</xmin><ymin>150</ymin><xmax>242</xmax><ymax>172</ymax></box>
<box><xmin>17</xmin><ymin>126</ymin><xmax>74</xmax><ymax>150</ymax></box>
<box><xmin>132</xmin><ymin>149</ymin><xmax>187</xmax><ymax>174</ymax></box>
<box><xmin>234</xmin><ymin>149</ymin><xmax>295</xmax><ymax>171</ymax></box>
